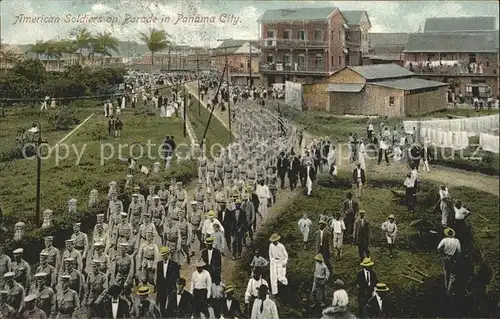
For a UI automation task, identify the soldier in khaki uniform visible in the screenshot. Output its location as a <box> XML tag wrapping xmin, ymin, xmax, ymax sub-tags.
<box><xmin>107</xmin><ymin>192</ymin><xmax>124</xmax><ymax>224</ymax></box>
<box><xmin>112</xmin><ymin>212</ymin><xmax>133</xmax><ymax>253</ymax></box>
<box><xmin>145</xmin><ymin>185</ymin><xmax>157</xmax><ymax>214</ymax></box>
<box><xmin>162</xmin><ymin>218</ymin><xmax>181</xmax><ymax>262</ymax></box>
<box><xmin>175</xmin><ymin>182</ymin><xmax>187</xmax><ymax>209</ymax></box>
<box><xmin>93</xmin><ymin>214</ymin><xmax>110</xmax><ymax>237</ymax></box>
<box><xmin>188</xmin><ymin>201</ymin><xmax>204</xmax><ymax>251</ymax></box>
<box><xmin>178</xmin><ymin>213</ymin><xmax>194</xmax><ymax>265</ymax></box>
<box><xmin>118</xmin><ymin>227</ymin><xmax>137</xmax><ymax>257</ymax></box>
<box><xmin>36</xmin><ymin>252</ymin><xmax>57</xmax><ymax>290</ymax></box>
<box><xmin>11</xmin><ymin>248</ymin><xmax>31</xmax><ymax>292</ymax></box>
<box><xmin>207</xmin><ymin>160</ymin><xmax>216</xmax><ymax>191</ymax></box>
<box><xmin>137</xmin><ymin>231</ymin><xmax>160</xmax><ymax>286</ymax></box>
<box><xmin>157</xmin><ymin>184</ymin><xmax>169</xmax><ymax>208</ymax></box>
<box><xmin>113</xmin><ymin>243</ymin><xmax>134</xmax><ymax>290</ymax></box>
<box><xmin>194</xmin><ymin>182</ymin><xmax>205</xmax><ymax>206</ymax></box>
<box><xmin>58</xmin><ymin>258</ymin><xmax>84</xmax><ymax>302</ymax></box>
<box><xmin>150</xmin><ymin>196</ymin><xmax>166</xmax><ymax>234</ymax></box>
<box><xmin>0</xmin><ymin>245</ymin><xmax>12</xmax><ymax>289</ymax></box>
<box><xmin>0</xmin><ymin>290</ymin><xmax>16</xmax><ymax>319</ymax></box>
<box><xmin>133</xmin><ymin>186</ymin><xmax>146</xmax><ymax>211</ymax></box>
<box><xmin>85</xmin><ymin>260</ymin><xmax>108</xmax><ymax>317</ymax></box>
<box><xmin>92</xmin><ymin>224</ymin><xmax>110</xmax><ymax>255</ymax></box>
<box><xmin>109</xmin><ymin>202</ymin><xmax>123</xmax><ymax>235</ymax></box>
<box><xmin>60</xmin><ymin>239</ymin><xmax>83</xmax><ymax>274</ymax></box>
<box><xmin>55</xmin><ymin>275</ymin><xmax>79</xmax><ymax>319</ymax></box>
<box><xmin>70</xmin><ymin>223</ymin><xmax>89</xmax><ymax>265</ymax></box>
<box><xmin>87</xmin><ymin>242</ymin><xmax>110</xmax><ymax>275</ymax></box>
<box><xmin>34</xmin><ymin>272</ymin><xmax>56</xmax><ymax>318</ymax></box>
<box><xmin>128</xmin><ymin>194</ymin><xmax>144</xmax><ymax>234</ymax></box>
<box><xmin>22</xmin><ymin>294</ymin><xmax>47</xmax><ymax>319</ymax></box>
<box><xmin>3</xmin><ymin>272</ymin><xmax>24</xmax><ymax>312</ymax></box>
<box><xmin>137</xmin><ymin>214</ymin><xmax>159</xmax><ymax>249</ymax></box>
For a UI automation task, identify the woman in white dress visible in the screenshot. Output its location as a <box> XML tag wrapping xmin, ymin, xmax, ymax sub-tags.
<box><xmin>439</xmin><ymin>185</ymin><xmax>451</xmax><ymax>227</ymax></box>
<box><xmin>160</xmin><ymin>103</ymin><xmax>166</xmax><ymax>118</ymax></box>
<box><xmin>121</xmin><ymin>96</ymin><xmax>126</xmax><ymax>109</ymax></box>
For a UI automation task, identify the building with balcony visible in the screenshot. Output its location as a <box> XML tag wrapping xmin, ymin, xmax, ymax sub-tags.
<box><xmin>257</xmin><ymin>7</ymin><xmax>349</xmax><ymax>85</ymax></box>
<box><xmin>212</xmin><ymin>39</ymin><xmax>261</xmax><ymax>85</ymax></box>
<box><xmin>302</xmin><ymin>64</ymin><xmax>448</xmax><ymax>117</ymax></box>
<box><xmin>341</xmin><ymin>10</ymin><xmax>371</xmax><ymax>66</ymax></box>
<box><xmin>364</xmin><ymin>33</ymin><xmax>408</xmax><ymax>65</ymax></box>
<box><xmin>404</xmin><ymin>16</ymin><xmax>499</xmax><ymax>101</ymax></box>
<box><xmin>137</xmin><ymin>46</ymin><xmax>212</xmax><ymax>71</ymax></box>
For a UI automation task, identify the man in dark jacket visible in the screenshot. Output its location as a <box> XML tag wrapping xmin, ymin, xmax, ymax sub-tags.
<box><xmin>288</xmin><ymin>151</ymin><xmax>301</xmax><ymax>191</ymax></box>
<box><xmin>315</xmin><ymin>220</ymin><xmax>333</xmax><ymax>273</ymax></box>
<box><xmin>221</xmin><ymin>285</ymin><xmax>242</xmax><ymax>318</ymax></box>
<box><xmin>155</xmin><ymin>246</ymin><xmax>180</xmax><ymax>316</ymax></box>
<box><xmin>353</xmin><ymin>210</ymin><xmax>371</xmax><ymax>260</ymax></box>
<box><xmin>352</xmin><ymin>163</ymin><xmax>366</xmax><ymax>199</ymax></box>
<box><xmin>231</xmin><ymin>200</ymin><xmax>248</xmax><ymax>260</ymax></box>
<box><xmin>218</xmin><ymin>202</ymin><xmax>233</xmax><ymax>254</ymax></box>
<box><xmin>343</xmin><ymin>192</ymin><xmax>359</xmax><ymax>243</ymax></box>
<box><xmin>201</xmin><ymin>237</ymin><xmax>222</xmax><ymax>280</ymax></box>
<box><xmin>356</xmin><ymin>258</ymin><xmax>378</xmax><ymax>316</ymax></box>
<box><xmin>363</xmin><ymin>283</ymin><xmax>393</xmax><ymax>319</ymax></box>
<box><xmin>166</xmin><ymin>277</ymin><xmax>193</xmax><ymax>318</ymax></box>
<box><xmin>276</xmin><ymin>152</ymin><xmax>289</xmax><ymax>189</ymax></box>
<box><xmin>103</xmin><ymin>282</ymin><xmax>130</xmax><ymax>319</ymax></box>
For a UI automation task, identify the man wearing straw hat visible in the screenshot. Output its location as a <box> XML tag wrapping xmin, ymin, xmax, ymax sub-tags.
<box><xmin>364</xmin><ymin>283</ymin><xmax>393</xmax><ymax>318</ymax></box>
<box><xmin>201</xmin><ymin>237</ymin><xmax>222</xmax><ymax>282</ymax></box>
<box><xmin>356</xmin><ymin>257</ymin><xmax>378</xmax><ymax>316</ymax></box>
<box><xmin>437</xmin><ymin>227</ymin><xmax>461</xmax><ymax>295</ymax></box>
<box><xmin>250</xmin><ymin>284</ymin><xmax>278</xmax><ymax>319</ymax></box>
<box><xmin>190</xmin><ymin>260</ymin><xmax>212</xmax><ymax>318</ymax></box>
<box><xmin>155</xmin><ymin>246</ymin><xmax>179</xmax><ymax>316</ymax></box>
<box><xmin>131</xmin><ymin>286</ymin><xmax>161</xmax><ymax>318</ymax></box>
<box><xmin>222</xmin><ymin>284</ymin><xmax>243</xmax><ymax>318</ymax></box>
<box><xmin>56</xmin><ymin>275</ymin><xmax>79</xmax><ymax>319</ymax></box>
<box><xmin>311</xmin><ymin>253</ymin><xmax>330</xmax><ymax>308</ymax></box>
<box><xmin>268</xmin><ymin>233</ymin><xmax>288</xmax><ymax>297</ymax></box>
<box><xmin>201</xmin><ymin>210</ymin><xmax>224</xmax><ymax>244</ymax></box>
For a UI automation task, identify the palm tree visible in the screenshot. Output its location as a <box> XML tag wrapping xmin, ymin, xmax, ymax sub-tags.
<box><xmin>71</xmin><ymin>27</ymin><xmax>92</xmax><ymax>65</ymax></box>
<box><xmin>93</xmin><ymin>31</ymin><xmax>119</xmax><ymax>67</ymax></box>
<box><xmin>63</xmin><ymin>39</ymin><xmax>78</xmax><ymax>66</ymax></box>
<box><xmin>29</xmin><ymin>41</ymin><xmax>47</xmax><ymax>60</ymax></box>
<box><xmin>45</xmin><ymin>40</ymin><xmax>66</xmax><ymax>70</ymax></box>
<box><xmin>0</xmin><ymin>48</ymin><xmax>22</xmax><ymax>67</ymax></box>
<box><xmin>139</xmin><ymin>28</ymin><xmax>171</xmax><ymax>70</ymax></box>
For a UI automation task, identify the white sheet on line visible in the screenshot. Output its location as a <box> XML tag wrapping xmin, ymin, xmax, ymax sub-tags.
<box><xmin>480</xmin><ymin>133</ymin><xmax>499</xmax><ymax>153</ymax></box>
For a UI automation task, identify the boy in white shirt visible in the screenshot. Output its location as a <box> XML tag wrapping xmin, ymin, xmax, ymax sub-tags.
<box><xmin>298</xmin><ymin>213</ymin><xmax>312</xmax><ymax>250</ymax></box>
<box><xmin>381</xmin><ymin>214</ymin><xmax>398</xmax><ymax>258</ymax></box>
<box><xmin>330</xmin><ymin>212</ymin><xmax>346</xmax><ymax>261</ymax></box>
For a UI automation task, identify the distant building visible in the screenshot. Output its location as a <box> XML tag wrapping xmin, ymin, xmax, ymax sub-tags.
<box><xmin>212</xmin><ymin>39</ymin><xmax>261</xmax><ymax>85</ymax></box>
<box><xmin>364</xmin><ymin>33</ymin><xmax>408</xmax><ymax>65</ymax></box>
<box><xmin>302</xmin><ymin>64</ymin><xmax>448</xmax><ymax>117</ymax></box>
<box><xmin>137</xmin><ymin>46</ymin><xmax>211</xmax><ymax>71</ymax></box>
<box><xmin>341</xmin><ymin>10</ymin><xmax>371</xmax><ymax>66</ymax></box>
<box><xmin>257</xmin><ymin>7</ymin><xmax>349</xmax><ymax>85</ymax></box>
<box><xmin>404</xmin><ymin>16</ymin><xmax>499</xmax><ymax>102</ymax></box>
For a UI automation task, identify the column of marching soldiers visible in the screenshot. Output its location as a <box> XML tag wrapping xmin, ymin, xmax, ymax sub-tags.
<box><xmin>0</xmin><ymin>94</ymin><xmax>304</xmax><ymax>319</ymax></box>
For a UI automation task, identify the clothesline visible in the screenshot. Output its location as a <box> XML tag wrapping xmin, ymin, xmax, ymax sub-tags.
<box><xmin>479</xmin><ymin>133</ymin><xmax>500</xmax><ymax>153</ymax></box>
<box><xmin>404</xmin><ymin>114</ymin><xmax>499</xmax><ymax>136</ymax></box>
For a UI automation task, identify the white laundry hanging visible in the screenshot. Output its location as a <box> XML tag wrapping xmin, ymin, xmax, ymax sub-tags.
<box><xmin>479</xmin><ymin>133</ymin><xmax>499</xmax><ymax>153</ymax></box>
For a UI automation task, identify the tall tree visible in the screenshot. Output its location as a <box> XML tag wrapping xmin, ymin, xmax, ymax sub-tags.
<box><xmin>139</xmin><ymin>28</ymin><xmax>171</xmax><ymax>70</ymax></box>
<box><xmin>29</xmin><ymin>41</ymin><xmax>47</xmax><ymax>60</ymax></box>
<box><xmin>93</xmin><ymin>32</ymin><xmax>119</xmax><ymax>67</ymax></box>
<box><xmin>71</xmin><ymin>27</ymin><xmax>92</xmax><ymax>65</ymax></box>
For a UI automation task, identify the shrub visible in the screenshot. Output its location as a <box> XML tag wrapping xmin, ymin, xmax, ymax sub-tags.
<box><xmin>48</xmin><ymin>105</ymin><xmax>79</xmax><ymax>130</ymax></box>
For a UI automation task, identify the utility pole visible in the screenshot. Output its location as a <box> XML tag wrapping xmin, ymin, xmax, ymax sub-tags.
<box><xmin>197</xmin><ymin>53</ymin><xmax>201</xmax><ymax>116</ymax></box>
<box><xmin>168</xmin><ymin>46</ymin><xmax>171</xmax><ymax>71</ymax></box>
<box><xmin>249</xmin><ymin>42</ymin><xmax>253</xmax><ymax>86</ymax></box>
<box><xmin>183</xmin><ymin>84</ymin><xmax>187</xmax><ymax>137</ymax></box>
<box><xmin>200</xmin><ymin>66</ymin><xmax>227</xmax><ymax>149</ymax></box>
<box><xmin>225</xmin><ymin>46</ymin><xmax>232</xmax><ymax>141</ymax></box>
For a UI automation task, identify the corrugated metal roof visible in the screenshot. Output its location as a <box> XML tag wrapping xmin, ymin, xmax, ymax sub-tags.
<box><xmin>370</xmin><ymin>78</ymin><xmax>448</xmax><ymax>91</ymax></box>
<box><xmin>326</xmin><ymin>83</ymin><xmax>365</xmax><ymax>92</ymax></box>
<box><xmin>404</xmin><ymin>31</ymin><xmax>498</xmax><ymax>53</ymax></box>
<box><xmin>217</xmin><ymin>39</ymin><xmax>248</xmax><ymax>49</ymax></box>
<box><xmin>341</xmin><ymin>10</ymin><xmax>366</xmax><ymax>26</ymax></box>
<box><xmin>369</xmin><ymin>33</ymin><xmax>409</xmax><ymax>47</ymax></box>
<box><xmin>257</xmin><ymin>7</ymin><xmax>337</xmax><ymax>22</ymax></box>
<box><xmin>424</xmin><ymin>17</ymin><xmax>496</xmax><ymax>33</ymax></box>
<box><xmin>349</xmin><ymin>64</ymin><xmax>413</xmax><ymax>80</ymax></box>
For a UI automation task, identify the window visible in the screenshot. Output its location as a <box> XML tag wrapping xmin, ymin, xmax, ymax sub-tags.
<box><xmin>315</xmin><ymin>29</ymin><xmax>323</xmax><ymax>41</ymax></box>
<box><xmin>468</xmin><ymin>53</ymin><xmax>476</xmax><ymax>63</ymax></box>
<box><xmin>338</xmin><ymin>56</ymin><xmax>342</xmax><ymax>65</ymax></box>
<box><xmin>267</xmin><ymin>30</ymin><xmax>275</xmax><ymax>38</ymax></box>
<box><xmin>389</xmin><ymin>96</ymin><xmax>395</xmax><ymax>106</ymax></box>
<box><xmin>283</xmin><ymin>30</ymin><xmax>291</xmax><ymax>39</ymax></box>
<box><xmin>284</xmin><ymin>54</ymin><xmax>291</xmax><ymax>65</ymax></box>
<box><xmin>486</xmin><ymin>61</ymin><xmax>490</xmax><ymax>67</ymax></box>
<box><xmin>298</xmin><ymin>30</ymin><xmax>306</xmax><ymax>40</ymax></box>
<box><xmin>331</xmin><ymin>56</ymin><xmax>334</xmax><ymax>67</ymax></box>
<box><xmin>298</xmin><ymin>54</ymin><xmax>305</xmax><ymax>65</ymax></box>
<box><xmin>267</xmin><ymin>55</ymin><xmax>274</xmax><ymax>63</ymax></box>
<box><xmin>315</xmin><ymin>54</ymin><xmax>323</xmax><ymax>66</ymax></box>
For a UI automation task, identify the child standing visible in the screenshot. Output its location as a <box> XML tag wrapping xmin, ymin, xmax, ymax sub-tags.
<box><xmin>381</xmin><ymin>214</ymin><xmax>398</xmax><ymax>258</ymax></box>
<box><xmin>210</xmin><ymin>274</ymin><xmax>225</xmax><ymax>319</ymax></box>
<box><xmin>249</xmin><ymin>248</ymin><xmax>268</xmax><ymax>276</ymax></box>
<box><xmin>298</xmin><ymin>213</ymin><xmax>312</xmax><ymax>250</ymax></box>
<box><xmin>311</xmin><ymin>254</ymin><xmax>330</xmax><ymax>308</ymax></box>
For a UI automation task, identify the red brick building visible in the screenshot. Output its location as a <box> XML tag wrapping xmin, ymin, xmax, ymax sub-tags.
<box><xmin>257</xmin><ymin>7</ymin><xmax>355</xmax><ymax>85</ymax></box>
<box><xmin>212</xmin><ymin>39</ymin><xmax>261</xmax><ymax>84</ymax></box>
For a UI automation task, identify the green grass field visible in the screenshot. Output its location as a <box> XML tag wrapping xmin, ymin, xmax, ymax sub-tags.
<box><xmin>0</xmin><ymin>105</ymin><xmax>194</xmax><ymax>220</ymax></box>
<box><xmin>232</xmin><ymin>173</ymin><xmax>499</xmax><ymax>318</ymax></box>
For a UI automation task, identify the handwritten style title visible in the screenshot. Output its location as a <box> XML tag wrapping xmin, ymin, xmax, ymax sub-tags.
<box><xmin>13</xmin><ymin>13</ymin><xmax>241</xmax><ymax>25</ymax></box>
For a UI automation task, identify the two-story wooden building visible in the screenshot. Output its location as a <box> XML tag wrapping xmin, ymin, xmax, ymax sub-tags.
<box><xmin>403</xmin><ymin>16</ymin><xmax>499</xmax><ymax>102</ymax></box>
<box><xmin>257</xmin><ymin>7</ymin><xmax>350</xmax><ymax>85</ymax></box>
<box><xmin>364</xmin><ymin>33</ymin><xmax>408</xmax><ymax>65</ymax></box>
<box><xmin>212</xmin><ymin>39</ymin><xmax>261</xmax><ymax>85</ymax></box>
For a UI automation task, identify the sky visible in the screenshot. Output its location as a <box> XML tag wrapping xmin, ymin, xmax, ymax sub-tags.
<box><xmin>1</xmin><ymin>0</ymin><xmax>499</xmax><ymax>47</ymax></box>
